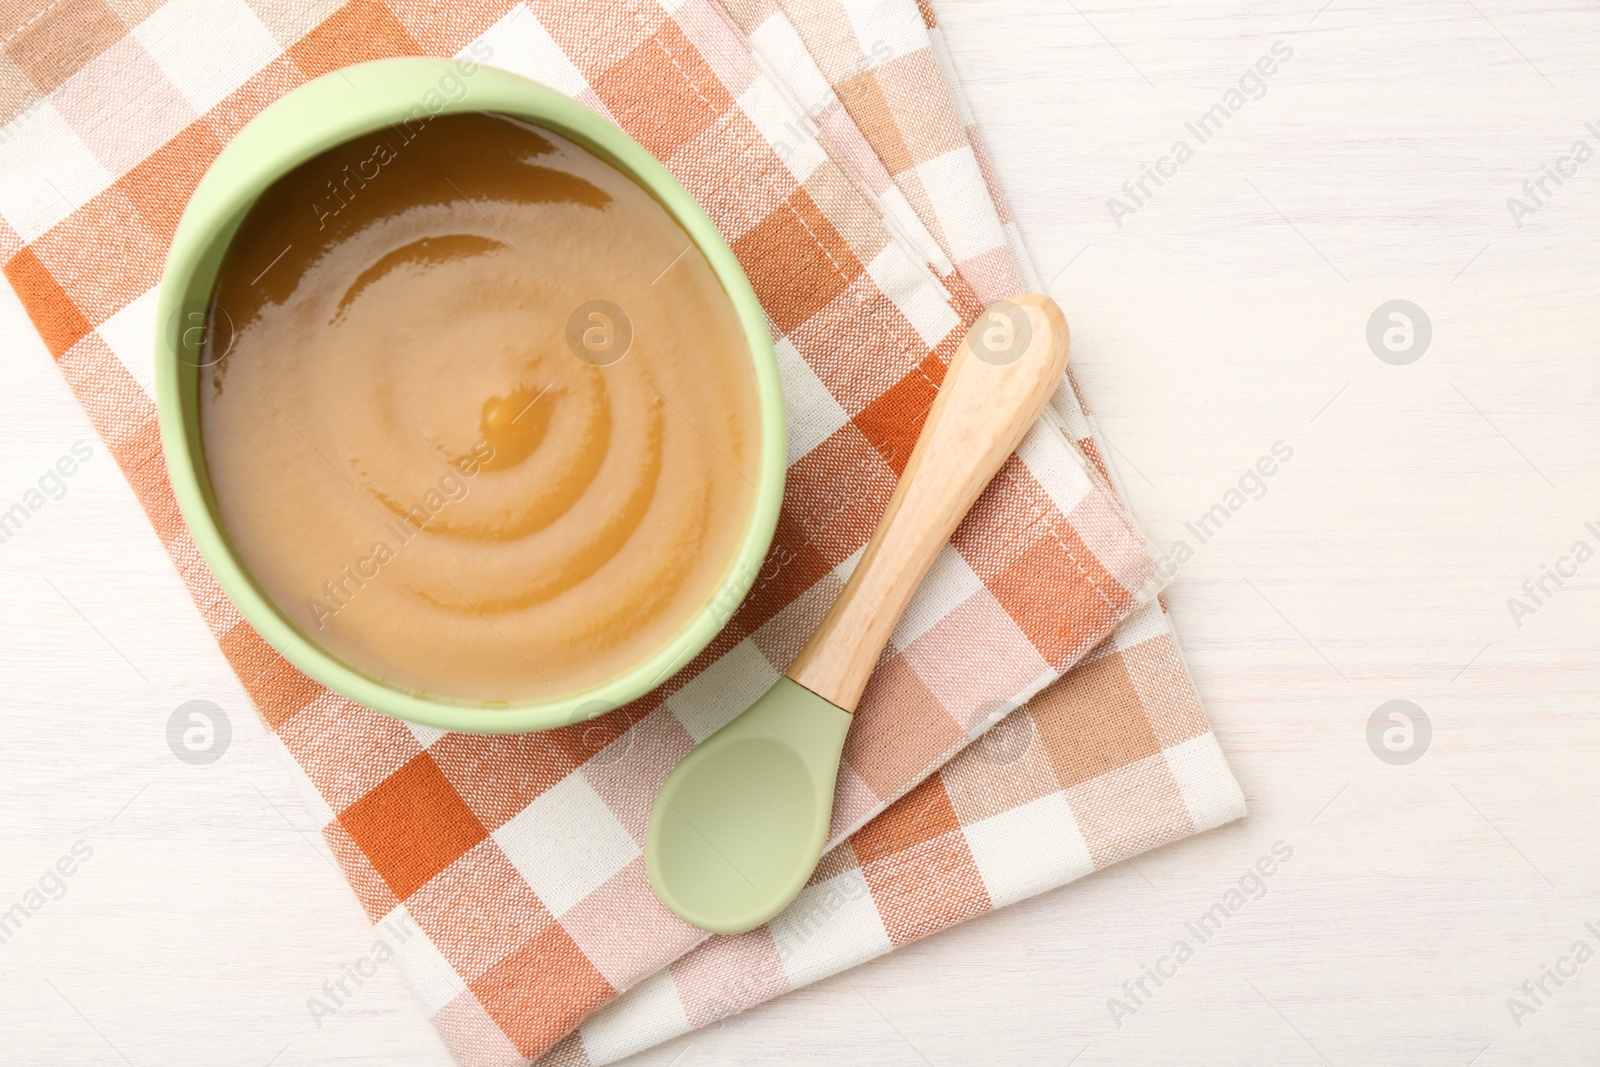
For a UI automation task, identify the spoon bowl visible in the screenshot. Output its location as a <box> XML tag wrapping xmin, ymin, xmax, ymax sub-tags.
<box><xmin>646</xmin><ymin>679</ymin><xmax>850</xmax><ymax>933</ymax></box>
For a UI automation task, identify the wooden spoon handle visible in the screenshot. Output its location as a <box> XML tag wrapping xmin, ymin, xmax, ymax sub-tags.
<box><xmin>786</xmin><ymin>295</ymin><xmax>1071</xmax><ymax>712</ymax></box>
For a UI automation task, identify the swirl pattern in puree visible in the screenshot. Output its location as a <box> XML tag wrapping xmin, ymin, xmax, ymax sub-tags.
<box><xmin>201</xmin><ymin>112</ymin><xmax>760</xmax><ymax>704</ymax></box>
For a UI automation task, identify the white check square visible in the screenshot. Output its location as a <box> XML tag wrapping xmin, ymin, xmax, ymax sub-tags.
<box><xmin>0</xmin><ymin>101</ymin><xmax>112</xmax><ymax>242</ymax></box>
<box><xmin>95</xmin><ymin>285</ymin><xmax>159</xmax><ymax>399</ymax></box>
<box><xmin>133</xmin><ymin>0</ymin><xmax>281</xmax><ymax>116</ymax></box>
<box><xmin>865</xmin><ymin>243</ymin><xmax>959</xmax><ymax>348</ymax></box>
<box><xmin>774</xmin><ymin>335</ymin><xmax>849</xmax><ymax>464</ymax></box>
<box><xmin>471</xmin><ymin>4</ymin><xmax>592</xmax><ymax>101</ymax></box>
<box><xmin>493</xmin><ymin>773</ymin><xmax>637</xmax><ymax>915</ymax></box>
<box><xmin>963</xmin><ymin>792</ymin><xmax>1094</xmax><ymax>908</ymax></box>
<box><xmin>915</xmin><ymin>147</ymin><xmax>1005</xmax><ymax>263</ymax></box>
<box><xmin>1164</xmin><ymin>733</ymin><xmax>1247</xmax><ymax>833</ymax></box>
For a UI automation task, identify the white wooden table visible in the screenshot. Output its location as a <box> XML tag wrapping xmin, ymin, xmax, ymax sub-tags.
<box><xmin>4</xmin><ymin>1</ymin><xmax>1598</xmax><ymax>1063</ymax></box>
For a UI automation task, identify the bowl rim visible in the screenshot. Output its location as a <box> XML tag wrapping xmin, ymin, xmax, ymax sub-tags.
<box><xmin>154</xmin><ymin>56</ymin><xmax>785</xmax><ymax>735</ymax></box>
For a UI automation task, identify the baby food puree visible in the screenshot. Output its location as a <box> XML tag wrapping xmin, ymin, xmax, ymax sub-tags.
<box><xmin>200</xmin><ymin>111</ymin><xmax>760</xmax><ymax>703</ymax></box>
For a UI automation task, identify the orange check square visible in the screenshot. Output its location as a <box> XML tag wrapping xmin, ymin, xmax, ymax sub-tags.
<box><xmin>338</xmin><ymin>752</ymin><xmax>488</xmax><ymax>900</ymax></box>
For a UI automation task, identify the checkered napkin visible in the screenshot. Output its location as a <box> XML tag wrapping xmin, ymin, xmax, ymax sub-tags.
<box><xmin>536</xmin><ymin>4</ymin><xmax>1248</xmax><ymax>1063</ymax></box>
<box><xmin>0</xmin><ymin>0</ymin><xmax>1243</xmax><ymax>1064</ymax></box>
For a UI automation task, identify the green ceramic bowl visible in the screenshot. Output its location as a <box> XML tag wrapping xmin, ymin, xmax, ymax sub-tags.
<box><xmin>154</xmin><ymin>57</ymin><xmax>784</xmax><ymax>734</ymax></box>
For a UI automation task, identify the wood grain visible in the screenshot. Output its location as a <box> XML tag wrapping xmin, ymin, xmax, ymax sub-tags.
<box><xmin>787</xmin><ymin>296</ymin><xmax>1069</xmax><ymax>711</ymax></box>
<box><xmin>3</xmin><ymin>2</ymin><xmax>1600</xmax><ymax>1065</ymax></box>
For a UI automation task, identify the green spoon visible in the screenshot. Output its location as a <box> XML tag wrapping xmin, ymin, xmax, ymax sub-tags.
<box><xmin>645</xmin><ymin>296</ymin><xmax>1071</xmax><ymax>934</ymax></box>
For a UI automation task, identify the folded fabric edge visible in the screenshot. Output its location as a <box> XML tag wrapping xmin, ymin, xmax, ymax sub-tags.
<box><xmin>541</xmin><ymin>612</ymin><xmax>1246</xmax><ymax>1066</ymax></box>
